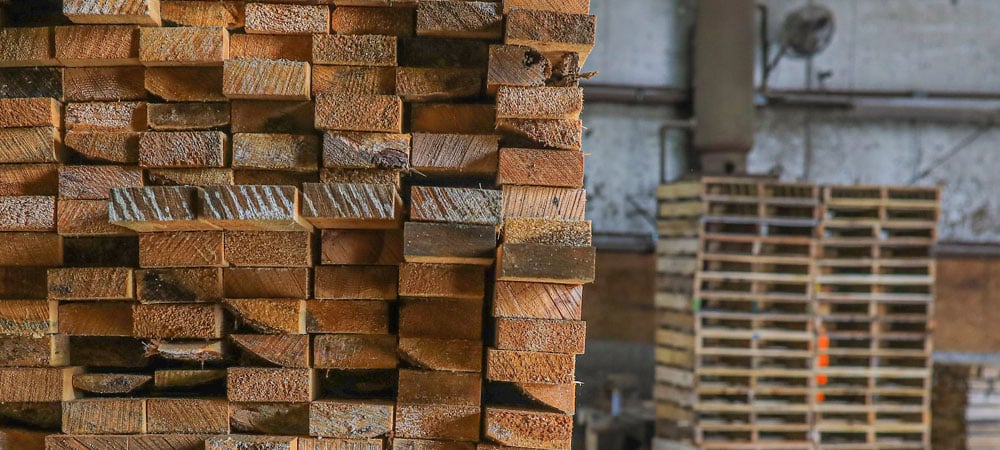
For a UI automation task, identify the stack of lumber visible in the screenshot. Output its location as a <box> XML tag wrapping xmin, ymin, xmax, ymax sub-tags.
<box><xmin>652</xmin><ymin>177</ymin><xmax>938</xmax><ymax>450</ymax></box>
<box><xmin>932</xmin><ymin>363</ymin><xmax>1000</xmax><ymax>450</ymax></box>
<box><xmin>0</xmin><ymin>0</ymin><xmax>597</xmax><ymax>449</ymax></box>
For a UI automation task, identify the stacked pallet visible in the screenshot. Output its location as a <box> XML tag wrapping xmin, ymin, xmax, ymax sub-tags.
<box><xmin>652</xmin><ymin>177</ymin><xmax>938</xmax><ymax>450</ymax></box>
<box><xmin>0</xmin><ymin>0</ymin><xmax>597</xmax><ymax>449</ymax></box>
<box><xmin>932</xmin><ymin>363</ymin><xmax>1000</xmax><ymax>450</ymax></box>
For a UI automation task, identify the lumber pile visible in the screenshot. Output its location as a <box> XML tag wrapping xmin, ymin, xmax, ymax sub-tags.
<box><xmin>653</xmin><ymin>177</ymin><xmax>938</xmax><ymax>450</ymax></box>
<box><xmin>0</xmin><ymin>0</ymin><xmax>597</xmax><ymax>448</ymax></box>
<box><xmin>931</xmin><ymin>362</ymin><xmax>1000</xmax><ymax>450</ymax></box>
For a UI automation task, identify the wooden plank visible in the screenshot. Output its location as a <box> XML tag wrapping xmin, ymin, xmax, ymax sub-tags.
<box><xmin>0</xmin><ymin>367</ymin><xmax>78</xmax><ymax>402</ymax></box>
<box><xmin>486</xmin><ymin>349</ymin><xmax>574</xmax><ymax>384</ymax></box>
<box><xmin>63</xmin><ymin>67</ymin><xmax>146</xmax><ymax>101</ymax></box>
<box><xmin>409</xmin><ymin>133</ymin><xmax>498</xmax><ymax>178</ymax></box>
<box><xmin>223</xmin><ymin>267</ymin><xmax>310</xmax><ymax>299</ymax></box>
<box><xmin>224</xmin><ymin>298</ymin><xmax>306</xmax><ymax>334</ymax></box>
<box><xmin>225</xmin><ymin>231</ymin><xmax>313</xmax><ymax>267</ymax></box>
<box><xmin>322</xmin><ymin>132</ymin><xmax>409</xmax><ymax>170</ymax></box>
<box><xmin>312</xmin><ymin>34</ymin><xmax>396</xmax><ymax>66</ymax></box>
<box><xmin>70</xmin><ymin>336</ymin><xmax>149</xmax><ymax>368</ymax></box>
<box><xmin>139</xmin><ymin>131</ymin><xmax>227</xmax><ymax>168</ymax></box>
<box><xmin>45</xmin><ymin>435</ymin><xmax>128</xmax><ymax>450</ymax></box>
<box><xmin>502</xmin><ymin>185</ymin><xmax>586</xmax><ymax>220</ymax></box>
<box><xmin>147</xmin><ymin>168</ymin><xmax>234</xmax><ymax>186</ymax></box>
<box><xmin>314</xmin><ymin>265</ymin><xmax>398</xmax><ymax>300</ymax></box>
<box><xmin>138</xmin><ymin>231</ymin><xmax>225</xmax><ymax>267</ymax></box>
<box><xmin>48</xmin><ymin>267</ymin><xmax>133</xmax><ymax>301</ymax></box>
<box><xmin>315</xmin><ymin>93</ymin><xmax>402</xmax><ymax>132</ymax></box>
<box><xmin>411</xmin><ymin>104</ymin><xmax>495</xmax><ymax>134</ymax></box>
<box><xmin>399</xmin><ymin>38</ymin><xmax>489</xmax><ymax>69</ymax></box>
<box><xmin>132</xmin><ymin>303</ymin><xmax>224</xmax><ymax>339</ymax></box>
<box><xmin>496</xmin><ymin>118</ymin><xmax>582</xmax><ymax>150</ymax></box>
<box><xmin>200</xmin><ymin>185</ymin><xmax>312</xmax><ymax>231</ymax></box>
<box><xmin>62</xmin><ymin>235</ymin><xmax>138</xmax><ymax>267</ymax></box>
<box><xmin>416</xmin><ymin>1</ymin><xmax>502</xmax><ymax>39</ymax></box>
<box><xmin>136</xmin><ymin>268</ymin><xmax>223</xmax><ymax>303</ymax></box>
<box><xmin>332</xmin><ymin>6</ymin><xmax>414</xmax><ymax>35</ymax></box>
<box><xmin>398</xmin><ymin>369</ymin><xmax>481</xmax><ymax>406</ymax></box>
<box><xmin>0</xmin><ymin>67</ymin><xmax>63</xmax><ymax>100</ymax></box>
<box><xmin>147</xmin><ymin>102</ymin><xmax>230</xmax><ymax>130</ymax></box>
<box><xmin>309</xmin><ymin>400</ymin><xmax>393</xmax><ymax>438</ymax></box>
<box><xmin>503</xmin><ymin>217</ymin><xmax>591</xmax><ymax>246</ymax></box>
<box><xmin>148</xmin><ymin>339</ymin><xmax>225</xmax><ymax>365</ymax></box>
<box><xmin>302</xmin><ymin>438</ymin><xmax>383</xmax><ymax>450</ymax></box>
<box><xmin>0</xmin><ymin>196</ymin><xmax>55</xmax><ymax>232</ymax></box>
<box><xmin>62</xmin><ymin>398</ymin><xmax>146</xmax><ymax>434</ymax></box>
<box><xmin>487</xmin><ymin>45</ymin><xmax>549</xmax><ymax>95</ymax></box>
<box><xmin>147</xmin><ymin>398</ymin><xmax>229</xmax><ymax>433</ymax></box>
<box><xmin>231</xmin><ymin>33</ymin><xmax>311</xmax><ymax>61</ymax></box>
<box><xmin>396</xmin><ymin>67</ymin><xmax>482</xmax><ymax>102</ymax></box>
<box><xmin>0</xmin><ymin>301</ymin><xmax>57</xmax><ymax>337</ymax></box>
<box><xmin>145</xmin><ymin>67</ymin><xmax>226</xmax><ymax>101</ymax></box>
<box><xmin>484</xmin><ymin>407</ymin><xmax>573</xmax><ymax>450</ymax></box>
<box><xmin>495</xmin><ymin>318</ymin><xmax>585</xmax><ymax>354</ymax></box>
<box><xmin>154</xmin><ymin>369</ymin><xmax>225</xmax><ymax>390</ymax></box>
<box><xmin>109</xmin><ymin>186</ymin><xmax>215</xmax><ymax>232</ymax></box>
<box><xmin>231</xmin><ymin>100</ymin><xmax>314</xmax><ymax>133</ymax></box>
<box><xmin>320</xmin><ymin>229</ymin><xmax>403</xmax><ymax>265</ymax></box>
<box><xmin>498</xmin><ymin>243</ymin><xmax>595</xmax><ymax>284</ymax></box>
<box><xmin>64</xmin><ymin>131</ymin><xmax>140</xmax><ymax>163</ymax></box>
<box><xmin>206</xmin><ymin>435</ymin><xmax>299</xmax><ymax>450</ymax></box>
<box><xmin>301</xmin><ymin>183</ymin><xmax>402</xmax><ymax>229</ymax></box>
<box><xmin>496</xmin><ymin>86</ymin><xmax>583</xmax><ymax>119</ymax></box>
<box><xmin>399</xmin><ymin>299</ymin><xmax>482</xmax><ymax>340</ymax></box>
<box><xmin>0</xmin><ymin>27</ymin><xmax>56</xmax><ymax>68</ymax></box>
<box><xmin>230</xmin><ymin>402</ymin><xmax>309</xmax><ymax>435</ymax></box>
<box><xmin>503</xmin><ymin>0</ymin><xmax>590</xmax><ymax>13</ymax></box>
<box><xmin>393</xmin><ymin>439</ymin><xmax>473</xmax><ymax>450</ymax></box>
<box><xmin>312</xmin><ymin>334</ymin><xmax>397</xmax><ymax>369</ymax></box>
<box><xmin>228</xmin><ymin>368</ymin><xmax>315</xmax><ymax>402</ymax></box>
<box><xmin>139</xmin><ymin>26</ymin><xmax>229</xmax><ymax>66</ymax></box>
<box><xmin>232</xmin><ymin>334</ymin><xmax>310</xmax><ymax>368</ymax></box>
<box><xmin>63</xmin><ymin>0</ymin><xmax>161</xmax><ymax>26</ymax></box>
<box><xmin>161</xmin><ymin>0</ymin><xmax>245</xmax><ymax>29</ymax></box>
<box><xmin>0</xmin><ymin>428</ymin><xmax>48</xmax><ymax>450</ymax></box>
<box><xmin>131</xmin><ymin>434</ymin><xmax>213</xmax><ymax>450</ymax></box>
<box><xmin>0</xmin><ymin>127</ymin><xmax>63</xmax><ymax>163</ymax></box>
<box><xmin>514</xmin><ymin>383</ymin><xmax>576</xmax><ymax>414</ymax></box>
<box><xmin>54</xmin><ymin>25</ymin><xmax>140</xmax><ymax>66</ymax></box>
<box><xmin>232</xmin><ymin>134</ymin><xmax>320</xmax><ymax>172</ymax></box>
<box><xmin>398</xmin><ymin>263</ymin><xmax>485</xmax><ymax>300</ymax></box>
<box><xmin>0</xmin><ymin>165</ymin><xmax>59</xmax><ymax>196</ymax></box>
<box><xmin>233</xmin><ymin>170</ymin><xmax>319</xmax><ymax>187</ymax></box>
<box><xmin>64</xmin><ymin>101</ymin><xmax>146</xmax><ymax>132</ymax></box>
<box><xmin>0</xmin><ymin>267</ymin><xmax>48</xmax><ymax>300</ymax></box>
<box><xmin>0</xmin><ymin>98</ymin><xmax>60</xmax><ymax>128</ymax></box>
<box><xmin>0</xmin><ymin>335</ymin><xmax>69</xmax><ymax>367</ymax></box>
<box><xmin>410</xmin><ymin>186</ymin><xmax>502</xmax><ymax>226</ymax></box>
<box><xmin>72</xmin><ymin>373</ymin><xmax>150</xmax><ymax>394</ymax></box>
<box><xmin>305</xmin><ymin>300</ymin><xmax>390</xmax><ymax>334</ymax></box>
<box><xmin>403</xmin><ymin>222</ymin><xmax>495</xmax><ymax>265</ymax></box>
<box><xmin>320</xmin><ymin>169</ymin><xmax>400</xmax><ymax>186</ymax></box>
<box><xmin>493</xmin><ymin>281</ymin><xmax>583</xmax><ymax>320</ymax></box>
<box><xmin>246</xmin><ymin>3</ymin><xmax>330</xmax><ymax>35</ymax></box>
<box><xmin>394</xmin><ymin>404</ymin><xmax>481</xmax><ymax>441</ymax></box>
<box><xmin>497</xmin><ymin>148</ymin><xmax>584</xmax><ymax>188</ymax></box>
<box><xmin>0</xmin><ymin>233</ymin><xmax>62</xmax><ymax>266</ymax></box>
<box><xmin>398</xmin><ymin>338</ymin><xmax>481</xmax><ymax>372</ymax></box>
<box><xmin>312</xmin><ymin>65</ymin><xmax>396</xmax><ymax>96</ymax></box>
<box><xmin>223</xmin><ymin>59</ymin><xmax>311</xmax><ymax>100</ymax></box>
<box><xmin>505</xmin><ymin>9</ymin><xmax>596</xmax><ymax>63</ymax></box>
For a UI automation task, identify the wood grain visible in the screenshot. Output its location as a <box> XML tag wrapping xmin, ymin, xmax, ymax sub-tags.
<box><xmin>0</xmin><ymin>127</ymin><xmax>63</xmax><ymax>164</ymax></box>
<box><xmin>63</xmin><ymin>0</ymin><xmax>162</xmax><ymax>26</ymax></box>
<box><xmin>225</xmin><ymin>231</ymin><xmax>313</xmax><ymax>267</ymax></box>
<box><xmin>503</xmin><ymin>217</ymin><xmax>592</xmax><ymax>246</ymax></box>
<box><xmin>0</xmin><ymin>27</ymin><xmax>56</xmax><ymax>68</ymax></box>
<box><xmin>109</xmin><ymin>186</ymin><xmax>214</xmax><ymax>232</ymax></box>
<box><xmin>501</xmin><ymin>185</ymin><xmax>586</xmax><ymax>220</ymax></box>
<box><xmin>146</xmin><ymin>398</ymin><xmax>229</xmax><ymax>433</ymax></box>
<box><xmin>313</xmin><ymin>65</ymin><xmax>396</xmax><ymax>96</ymax></box>
<box><xmin>486</xmin><ymin>349</ymin><xmax>575</xmax><ymax>384</ymax></box>
<box><xmin>206</xmin><ymin>435</ymin><xmax>298</xmax><ymax>450</ymax></box>
<box><xmin>223</xmin><ymin>267</ymin><xmax>310</xmax><ymax>299</ymax></box>
<box><xmin>493</xmin><ymin>281</ymin><xmax>583</xmax><ymax>320</ymax></box>
<box><xmin>397</xmin><ymin>370</ymin><xmax>481</xmax><ymax>406</ymax></box>
<box><xmin>315</xmin><ymin>93</ymin><xmax>402</xmax><ymax>132</ymax></box>
<box><xmin>396</xmin><ymin>67</ymin><xmax>482</xmax><ymax>102</ymax></box>
<box><xmin>0</xmin><ymin>196</ymin><xmax>55</xmax><ymax>232</ymax></box>
<box><xmin>161</xmin><ymin>0</ymin><xmax>245</xmax><ymax>29</ymax></box>
<box><xmin>312</xmin><ymin>34</ymin><xmax>396</xmax><ymax>66</ymax></box>
<box><xmin>230</xmin><ymin>402</ymin><xmax>309</xmax><ymax>435</ymax></box>
<box><xmin>145</xmin><ymin>67</ymin><xmax>226</xmax><ymax>101</ymax></box>
<box><xmin>246</xmin><ymin>3</ymin><xmax>330</xmax><ymax>35</ymax></box>
<box><xmin>404</xmin><ymin>222</ymin><xmax>496</xmax><ymax>265</ymax></box>
<box><xmin>62</xmin><ymin>398</ymin><xmax>146</xmax><ymax>434</ymax></box>
<box><xmin>398</xmin><ymin>263</ymin><xmax>485</xmax><ymax>300</ymax></box>
<box><xmin>58</xmin><ymin>199</ymin><xmax>129</xmax><ymax>236</ymax></box>
<box><xmin>399</xmin><ymin>299</ymin><xmax>482</xmax><ymax>340</ymax></box>
<box><xmin>495</xmin><ymin>318</ymin><xmax>586</xmax><ymax>354</ymax></box>
<box><xmin>147</xmin><ymin>168</ymin><xmax>234</xmax><ymax>187</ymax></box>
<box><xmin>147</xmin><ymin>102</ymin><xmax>230</xmax><ymax>130</ymax></box>
<box><xmin>312</xmin><ymin>334</ymin><xmax>397</xmax><ymax>369</ymax></box>
<box><xmin>0</xmin><ymin>300</ymin><xmax>57</xmax><ymax>337</ymax></box>
<box><xmin>0</xmin><ymin>233</ymin><xmax>63</xmax><ymax>266</ymax></box>
<box><xmin>231</xmin><ymin>100</ymin><xmax>314</xmax><ymax>133</ymax></box>
<box><xmin>503</xmin><ymin>0</ymin><xmax>590</xmax><ymax>13</ymax></box>
<box><xmin>496</xmin><ymin>118</ymin><xmax>582</xmax><ymax>150</ymax></box>
<box><xmin>224</xmin><ymin>299</ymin><xmax>306</xmax><ymax>334</ymax></box>
<box><xmin>0</xmin><ymin>98</ymin><xmax>60</xmax><ymax>128</ymax></box>
<box><xmin>305</xmin><ymin>300</ymin><xmax>389</xmax><ymax>334</ymax></box>
<box><xmin>410</xmin><ymin>104</ymin><xmax>495</xmax><ymax>134</ymax></box>
<box><xmin>497</xmin><ymin>147</ymin><xmax>584</xmax><ymax>188</ymax></box>
<box><xmin>200</xmin><ymin>185</ymin><xmax>311</xmax><ymax>231</ymax></box>
<box><xmin>332</xmin><ymin>6</ymin><xmax>414</xmax><ymax>35</ymax></box>
<box><xmin>416</xmin><ymin>1</ymin><xmax>502</xmax><ymax>39</ymax></box>
<box><xmin>139</xmin><ymin>26</ymin><xmax>229</xmax><ymax>66</ymax></box>
<box><xmin>139</xmin><ymin>131</ymin><xmax>227</xmax><ymax>168</ymax></box>
<box><xmin>301</xmin><ymin>182</ymin><xmax>402</xmax><ymax>229</ymax></box>
<box><xmin>64</xmin><ymin>101</ymin><xmax>146</xmax><ymax>131</ymax></box>
<box><xmin>314</xmin><ymin>265</ymin><xmax>398</xmax><ymax>300</ymax></box>
<box><xmin>0</xmin><ymin>367</ymin><xmax>78</xmax><ymax>402</ymax></box>
<box><xmin>496</xmin><ymin>86</ymin><xmax>583</xmax><ymax>119</ymax></box>
<box><xmin>497</xmin><ymin>243</ymin><xmax>596</xmax><ymax>284</ymax></box>
<box><xmin>0</xmin><ymin>335</ymin><xmax>69</xmax><ymax>367</ymax></box>
<box><xmin>410</xmin><ymin>133</ymin><xmax>498</xmax><ymax>177</ymax></box>
<box><xmin>64</xmin><ymin>131</ymin><xmax>140</xmax><ymax>163</ymax></box>
<box><xmin>484</xmin><ymin>407</ymin><xmax>573</xmax><ymax>450</ymax></box>
<box><xmin>228</xmin><ymin>367</ymin><xmax>315</xmax><ymax>402</ymax></box>
<box><xmin>62</xmin><ymin>67</ymin><xmax>145</xmax><ymax>102</ymax></box>
<box><xmin>319</xmin><ymin>229</ymin><xmax>402</xmax><ymax>265</ymax></box>
<box><xmin>398</xmin><ymin>338</ymin><xmax>482</xmax><ymax>372</ymax></box>
<box><xmin>394</xmin><ymin>404</ymin><xmax>481</xmax><ymax>441</ymax></box>
<box><xmin>132</xmin><ymin>303</ymin><xmax>224</xmax><ymax>339</ymax></box>
<box><xmin>138</xmin><ymin>231</ymin><xmax>225</xmax><ymax>267</ymax></box>
<box><xmin>232</xmin><ymin>134</ymin><xmax>320</xmax><ymax>172</ymax></box>
<box><xmin>223</xmin><ymin>59</ymin><xmax>311</xmax><ymax>100</ymax></box>
<box><xmin>136</xmin><ymin>267</ymin><xmax>223</xmax><ymax>303</ymax></box>
<box><xmin>0</xmin><ymin>67</ymin><xmax>63</xmax><ymax>100</ymax></box>
<box><xmin>72</xmin><ymin>373</ymin><xmax>150</xmax><ymax>394</ymax></box>
<box><xmin>231</xmin><ymin>33</ymin><xmax>311</xmax><ymax>61</ymax></box>
<box><xmin>309</xmin><ymin>400</ymin><xmax>393</xmax><ymax>438</ymax></box>
<box><xmin>54</xmin><ymin>25</ymin><xmax>140</xmax><ymax>66</ymax></box>
<box><xmin>231</xmin><ymin>334</ymin><xmax>310</xmax><ymax>368</ymax></box>
<box><xmin>48</xmin><ymin>267</ymin><xmax>133</xmax><ymax>301</ymax></box>
<box><xmin>504</xmin><ymin>9</ymin><xmax>596</xmax><ymax>63</ymax></box>
<box><xmin>410</xmin><ymin>186</ymin><xmax>502</xmax><ymax>226</ymax></box>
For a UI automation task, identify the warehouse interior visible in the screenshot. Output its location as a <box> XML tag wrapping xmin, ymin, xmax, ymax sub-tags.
<box><xmin>579</xmin><ymin>0</ymin><xmax>1000</xmax><ymax>449</ymax></box>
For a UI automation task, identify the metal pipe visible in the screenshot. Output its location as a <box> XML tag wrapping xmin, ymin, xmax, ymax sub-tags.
<box><xmin>762</xmin><ymin>91</ymin><xmax>1000</xmax><ymax>124</ymax></box>
<box><xmin>581</xmin><ymin>83</ymin><xmax>689</xmax><ymax>105</ymax></box>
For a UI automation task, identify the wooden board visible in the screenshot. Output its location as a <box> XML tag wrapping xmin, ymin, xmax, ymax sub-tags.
<box><xmin>497</xmin><ymin>147</ymin><xmax>584</xmax><ymax>188</ymax></box>
<box><xmin>145</xmin><ymin>67</ymin><xmax>226</xmax><ymax>101</ymax></box>
<box><xmin>225</xmin><ymin>231</ymin><xmax>312</xmax><ymax>267</ymax></box>
<box><xmin>138</xmin><ymin>231</ymin><xmax>225</xmax><ymax>267</ymax></box>
<box><xmin>146</xmin><ymin>398</ymin><xmax>229</xmax><ymax>433</ymax></box>
<box><xmin>315</xmin><ymin>93</ymin><xmax>403</xmax><ymax>132</ymax></box>
<box><xmin>231</xmin><ymin>100</ymin><xmax>314</xmax><ymax>133</ymax></box>
<box><xmin>0</xmin><ymin>335</ymin><xmax>69</xmax><ymax>367</ymax></box>
<box><xmin>206</xmin><ymin>435</ymin><xmax>299</xmax><ymax>450</ymax></box>
<box><xmin>224</xmin><ymin>299</ymin><xmax>306</xmax><ymax>334</ymax></box>
<box><xmin>312</xmin><ymin>34</ymin><xmax>396</xmax><ymax>66</ymax></box>
<box><xmin>398</xmin><ymin>263</ymin><xmax>485</xmax><ymax>300</ymax></box>
<box><xmin>320</xmin><ymin>229</ymin><xmax>403</xmax><ymax>265</ymax></box>
<box><xmin>514</xmin><ymin>382</ymin><xmax>576</xmax><ymax>414</ymax></box>
<box><xmin>394</xmin><ymin>404</ymin><xmax>481</xmax><ymax>442</ymax></box>
<box><xmin>504</xmin><ymin>9</ymin><xmax>596</xmax><ymax>63</ymax></box>
<box><xmin>396</xmin><ymin>67</ymin><xmax>482</xmax><ymax>102</ymax></box>
<box><xmin>0</xmin><ymin>233</ymin><xmax>62</xmax><ymax>266</ymax></box>
<box><xmin>493</xmin><ymin>281</ymin><xmax>583</xmax><ymax>320</ymax></box>
<box><xmin>48</xmin><ymin>267</ymin><xmax>133</xmax><ymax>301</ymax></box>
<box><xmin>147</xmin><ymin>168</ymin><xmax>234</xmax><ymax>187</ymax></box>
<box><xmin>0</xmin><ymin>367</ymin><xmax>78</xmax><ymax>402</ymax></box>
<box><xmin>410</xmin><ymin>104</ymin><xmax>495</xmax><ymax>134</ymax></box>
<box><xmin>484</xmin><ymin>407</ymin><xmax>573</xmax><ymax>450</ymax></box>
<box><xmin>314</xmin><ymin>265</ymin><xmax>398</xmax><ymax>300</ymax></box>
<box><xmin>147</xmin><ymin>102</ymin><xmax>230</xmax><ymax>131</ymax></box>
<box><xmin>398</xmin><ymin>338</ymin><xmax>482</xmax><ymax>372</ymax></box>
<box><xmin>503</xmin><ymin>0</ymin><xmax>590</xmax><ymax>13</ymax></box>
<box><xmin>410</xmin><ymin>133</ymin><xmax>498</xmax><ymax>178</ymax></box>
<box><xmin>228</xmin><ymin>367</ymin><xmax>315</xmax><ymax>402</ymax></box>
<box><xmin>496</xmin><ymin>86</ymin><xmax>583</xmax><ymax>119</ymax></box>
<box><xmin>62</xmin><ymin>398</ymin><xmax>146</xmax><ymax>434</ymax></box>
<box><xmin>231</xmin><ymin>33</ymin><xmax>311</xmax><ymax>61</ymax></box>
<box><xmin>503</xmin><ymin>217</ymin><xmax>591</xmax><ymax>247</ymax></box>
<box><xmin>0</xmin><ymin>127</ymin><xmax>63</xmax><ymax>163</ymax></box>
<box><xmin>0</xmin><ymin>164</ymin><xmax>60</xmax><ymax>196</ymax></box>
<box><xmin>232</xmin><ymin>134</ymin><xmax>319</xmax><ymax>172</ymax></box>
<box><xmin>301</xmin><ymin>183</ymin><xmax>402</xmax><ymax>229</ymax></box>
<box><xmin>322</xmin><ymin>132</ymin><xmax>409</xmax><ymax>170</ymax></box>
<box><xmin>0</xmin><ymin>267</ymin><xmax>48</xmax><ymax>300</ymax></box>
<box><xmin>309</xmin><ymin>400</ymin><xmax>393</xmax><ymax>438</ymax></box>
<box><xmin>63</xmin><ymin>0</ymin><xmax>162</xmax><ymax>26</ymax></box>
<box><xmin>0</xmin><ymin>300</ymin><xmax>57</xmax><ymax>337</ymax></box>
<box><xmin>397</xmin><ymin>370</ymin><xmax>481</xmax><ymax>406</ymax></box>
<box><xmin>223</xmin><ymin>59</ymin><xmax>311</xmax><ymax>100</ymax></box>
<box><xmin>64</xmin><ymin>131</ymin><xmax>140</xmax><ymax>163</ymax></box>
<box><xmin>230</xmin><ymin>402</ymin><xmax>309</xmax><ymax>435</ymax></box>
<box><xmin>245</xmin><ymin>3</ymin><xmax>330</xmax><ymax>35</ymax></box>
<box><xmin>487</xmin><ymin>45</ymin><xmax>549</xmax><ymax>94</ymax></box>
<box><xmin>305</xmin><ymin>300</ymin><xmax>390</xmax><ymax>334</ymax></box>
<box><xmin>72</xmin><ymin>373</ymin><xmax>150</xmax><ymax>394</ymax></box>
<box><xmin>496</xmin><ymin>118</ymin><xmax>583</xmax><ymax>150</ymax></box>
<box><xmin>0</xmin><ymin>196</ymin><xmax>55</xmax><ymax>232</ymax></box>
<box><xmin>223</xmin><ymin>267</ymin><xmax>310</xmax><ymax>299</ymax></box>
<box><xmin>416</xmin><ymin>1</ymin><xmax>502</xmax><ymax>39</ymax></box>
<box><xmin>502</xmin><ymin>185</ymin><xmax>586</xmax><ymax>220</ymax></box>
<box><xmin>312</xmin><ymin>334</ymin><xmax>397</xmax><ymax>369</ymax></box>
<box><xmin>63</xmin><ymin>67</ymin><xmax>146</xmax><ymax>101</ymax></box>
<box><xmin>409</xmin><ymin>186</ymin><xmax>502</xmax><ymax>226</ymax></box>
<box><xmin>312</xmin><ymin>65</ymin><xmax>396</xmax><ymax>96</ymax></box>
<box><xmin>132</xmin><ymin>303</ymin><xmax>224</xmax><ymax>339</ymax></box>
<box><xmin>494</xmin><ymin>318</ymin><xmax>586</xmax><ymax>354</ymax></box>
<box><xmin>497</xmin><ymin>243</ymin><xmax>596</xmax><ymax>284</ymax></box>
<box><xmin>0</xmin><ymin>98</ymin><xmax>60</xmax><ymax>128</ymax></box>
<box><xmin>332</xmin><ymin>6</ymin><xmax>414</xmax><ymax>36</ymax></box>
<box><xmin>200</xmin><ymin>185</ymin><xmax>312</xmax><ymax>231</ymax></box>
<box><xmin>486</xmin><ymin>349</ymin><xmax>575</xmax><ymax>384</ymax></box>
<box><xmin>0</xmin><ymin>27</ymin><xmax>56</xmax><ymax>68</ymax></box>
<box><xmin>139</xmin><ymin>26</ymin><xmax>229</xmax><ymax>66</ymax></box>
<box><xmin>403</xmin><ymin>222</ymin><xmax>496</xmax><ymax>265</ymax></box>
<box><xmin>161</xmin><ymin>0</ymin><xmax>245</xmax><ymax>29</ymax></box>
<box><xmin>109</xmin><ymin>186</ymin><xmax>215</xmax><ymax>232</ymax></box>
<box><xmin>54</xmin><ymin>25</ymin><xmax>140</xmax><ymax>66</ymax></box>
<box><xmin>0</xmin><ymin>67</ymin><xmax>63</xmax><ymax>100</ymax></box>
<box><xmin>399</xmin><ymin>299</ymin><xmax>482</xmax><ymax>340</ymax></box>
<box><xmin>64</xmin><ymin>101</ymin><xmax>146</xmax><ymax>132</ymax></box>
<box><xmin>232</xmin><ymin>334</ymin><xmax>310</xmax><ymax>368</ymax></box>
